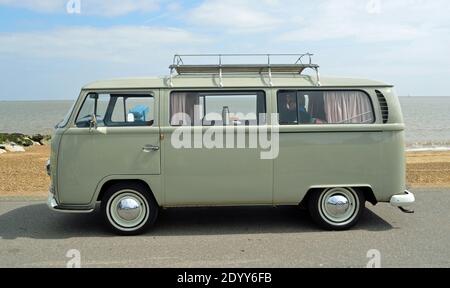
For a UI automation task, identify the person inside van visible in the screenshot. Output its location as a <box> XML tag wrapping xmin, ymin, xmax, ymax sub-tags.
<box><xmin>279</xmin><ymin>92</ymin><xmax>327</xmax><ymax>124</ymax></box>
<box><xmin>279</xmin><ymin>92</ymin><xmax>313</xmax><ymax>124</ymax></box>
<box><xmin>296</xmin><ymin>94</ymin><xmax>315</xmax><ymax>124</ymax></box>
<box><xmin>278</xmin><ymin>92</ymin><xmax>298</xmax><ymax>124</ymax></box>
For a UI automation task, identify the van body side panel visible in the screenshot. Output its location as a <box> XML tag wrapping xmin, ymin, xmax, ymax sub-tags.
<box><xmin>57</xmin><ymin>90</ymin><xmax>161</xmax><ymax>206</ymax></box>
<box><xmin>161</xmin><ymin>88</ymin><xmax>273</xmax><ymax>206</ymax></box>
<box><xmin>58</xmin><ymin>128</ymin><xmax>97</xmax><ymax>205</ymax></box>
<box><xmin>375</xmin><ymin>87</ymin><xmax>406</xmax><ymax>201</ymax></box>
<box><xmin>273</xmin><ymin>86</ymin><xmax>406</xmax><ymax>205</ymax></box>
<box><xmin>162</xmin><ymin>126</ymin><xmax>274</xmax><ymax>206</ymax></box>
<box><xmin>377</xmin><ymin>130</ymin><xmax>406</xmax><ymax>202</ymax></box>
<box><xmin>274</xmin><ymin>128</ymin><xmax>384</xmax><ymax>204</ymax></box>
<box><xmin>91</xmin><ymin>174</ymin><xmax>163</xmax><ymax>206</ymax></box>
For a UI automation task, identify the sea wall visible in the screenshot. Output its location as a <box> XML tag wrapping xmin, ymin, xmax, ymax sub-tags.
<box><xmin>0</xmin><ymin>133</ymin><xmax>51</xmax><ymax>153</ymax></box>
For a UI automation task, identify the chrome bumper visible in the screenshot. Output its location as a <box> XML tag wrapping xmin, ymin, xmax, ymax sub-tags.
<box><xmin>47</xmin><ymin>189</ymin><xmax>94</xmax><ymax>214</ymax></box>
<box><xmin>390</xmin><ymin>190</ymin><xmax>415</xmax><ymax>207</ymax></box>
<box><xmin>47</xmin><ymin>191</ymin><xmax>59</xmax><ymax>210</ymax></box>
<box><xmin>390</xmin><ymin>190</ymin><xmax>415</xmax><ymax>213</ymax></box>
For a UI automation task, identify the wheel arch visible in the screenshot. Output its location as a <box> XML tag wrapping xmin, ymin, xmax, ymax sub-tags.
<box><xmin>96</xmin><ymin>178</ymin><xmax>159</xmax><ymax>206</ymax></box>
<box><xmin>300</xmin><ymin>185</ymin><xmax>377</xmax><ymax>207</ymax></box>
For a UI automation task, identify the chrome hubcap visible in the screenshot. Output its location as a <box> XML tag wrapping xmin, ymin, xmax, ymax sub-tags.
<box><xmin>107</xmin><ymin>191</ymin><xmax>149</xmax><ymax>231</ymax></box>
<box><xmin>325</xmin><ymin>195</ymin><xmax>350</xmax><ymax>217</ymax></box>
<box><xmin>117</xmin><ymin>198</ymin><xmax>141</xmax><ymax>221</ymax></box>
<box><xmin>319</xmin><ymin>188</ymin><xmax>358</xmax><ymax>225</ymax></box>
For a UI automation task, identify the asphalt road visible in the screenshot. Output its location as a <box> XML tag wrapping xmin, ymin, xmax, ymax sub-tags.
<box><xmin>0</xmin><ymin>188</ymin><xmax>449</xmax><ymax>268</ymax></box>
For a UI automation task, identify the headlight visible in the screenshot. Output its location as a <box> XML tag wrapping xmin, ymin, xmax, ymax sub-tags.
<box><xmin>46</xmin><ymin>159</ymin><xmax>51</xmax><ymax>176</ymax></box>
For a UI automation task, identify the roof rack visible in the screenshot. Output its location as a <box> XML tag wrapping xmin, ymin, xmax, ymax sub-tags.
<box><xmin>168</xmin><ymin>53</ymin><xmax>321</xmax><ymax>88</ymax></box>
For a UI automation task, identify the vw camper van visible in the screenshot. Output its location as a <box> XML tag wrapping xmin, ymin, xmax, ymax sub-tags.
<box><xmin>47</xmin><ymin>54</ymin><xmax>415</xmax><ymax>235</ymax></box>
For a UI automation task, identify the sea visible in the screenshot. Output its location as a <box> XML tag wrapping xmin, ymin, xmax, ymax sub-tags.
<box><xmin>0</xmin><ymin>97</ymin><xmax>449</xmax><ymax>151</ymax></box>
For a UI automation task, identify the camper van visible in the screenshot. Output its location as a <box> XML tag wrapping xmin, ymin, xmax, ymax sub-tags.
<box><xmin>47</xmin><ymin>54</ymin><xmax>415</xmax><ymax>235</ymax></box>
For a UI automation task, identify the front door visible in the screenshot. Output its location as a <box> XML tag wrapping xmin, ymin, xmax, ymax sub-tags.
<box><xmin>58</xmin><ymin>91</ymin><xmax>160</xmax><ymax>205</ymax></box>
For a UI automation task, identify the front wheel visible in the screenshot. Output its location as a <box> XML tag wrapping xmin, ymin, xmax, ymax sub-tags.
<box><xmin>101</xmin><ymin>182</ymin><xmax>158</xmax><ymax>235</ymax></box>
<box><xmin>308</xmin><ymin>187</ymin><xmax>365</xmax><ymax>231</ymax></box>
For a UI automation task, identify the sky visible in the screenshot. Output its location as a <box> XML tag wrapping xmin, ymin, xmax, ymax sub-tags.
<box><xmin>0</xmin><ymin>0</ymin><xmax>449</xmax><ymax>100</ymax></box>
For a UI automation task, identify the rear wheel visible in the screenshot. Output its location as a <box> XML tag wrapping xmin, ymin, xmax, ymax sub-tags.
<box><xmin>101</xmin><ymin>182</ymin><xmax>158</xmax><ymax>235</ymax></box>
<box><xmin>308</xmin><ymin>187</ymin><xmax>365</xmax><ymax>231</ymax></box>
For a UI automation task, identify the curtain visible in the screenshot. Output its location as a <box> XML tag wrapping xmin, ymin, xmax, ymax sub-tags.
<box><xmin>170</xmin><ymin>92</ymin><xmax>187</xmax><ymax>125</ymax></box>
<box><xmin>170</xmin><ymin>92</ymin><xmax>200</xmax><ymax>126</ymax></box>
<box><xmin>323</xmin><ymin>91</ymin><xmax>374</xmax><ymax>124</ymax></box>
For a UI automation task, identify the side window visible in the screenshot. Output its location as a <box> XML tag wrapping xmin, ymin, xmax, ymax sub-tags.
<box><xmin>170</xmin><ymin>91</ymin><xmax>266</xmax><ymax>126</ymax></box>
<box><xmin>76</xmin><ymin>93</ymin><xmax>154</xmax><ymax>128</ymax></box>
<box><xmin>203</xmin><ymin>94</ymin><xmax>261</xmax><ymax>126</ymax></box>
<box><xmin>108</xmin><ymin>95</ymin><xmax>154</xmax><ymax>126</ymax></box>
<box><xmin>76</xmin><ymin>94</ymin><xmax>110</xmax><ymax>128</ymax></box>
<box><xmin>278</xmin><ymin>90</ymin><xmax>375</xmax><ymax>125</ymax></box>
<box><xmin>111</xmin><ymin>97</ymin><xmax>125</xmax><ymax>122</ymax></box>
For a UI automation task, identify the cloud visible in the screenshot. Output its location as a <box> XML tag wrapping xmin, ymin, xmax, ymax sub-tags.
<box><xmin>0</xmin><ymin>26</ymin><xmax>209</xmax><ymax>63</ymax></box>
<box><xmin>0</xmin><ymin>0</ymin><xmax>160</xmax><ymax>16</ymax></box>
<box><xmin>187</xmin><ymin>0</ymin><xmax>283</xmax><ymax>33</ymax></box>
<box><xmin>184</xmin><ymin>0</ymin><xmax>449</xmax><ymax>43</ymax></box>
<box><xmin>0</xmin><ymin>0</ymin><xmax>449</xmax><ymax>98</ymax></box>
<box><xmin>82</xmin><ymin>0</ymin><xmax>160</xmax><ymax>16</ymax></box>
<box><xmin>0</xmin><ymin>0</ymin><xmax>65</xmax><ymax>12</ymax></box>
<box><xmin>275</xmin><ymin>0</ymin><xmax>450</xmax><ymax>43</ymax></box>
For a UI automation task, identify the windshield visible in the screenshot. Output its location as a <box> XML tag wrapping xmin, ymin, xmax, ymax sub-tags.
<box><xmin>57</xmin><ymin>101</ymin><xmax>76</xmax><ymax>128</ymax></box>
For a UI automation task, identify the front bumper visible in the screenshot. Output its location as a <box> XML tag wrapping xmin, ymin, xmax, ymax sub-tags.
<box><xmin>390</xmin><ymin>190</ymin><xmax>415</xmax><ymax>207</ymax></box>
<box><xmin>47</xmin><ymin>191</ymin><xmax>59</xmax><ymax>211</ymax></box>
<box><xmin>47</xmin><ymin>188</ymin><xmax>94</xmax><ymax>213</ymax></box>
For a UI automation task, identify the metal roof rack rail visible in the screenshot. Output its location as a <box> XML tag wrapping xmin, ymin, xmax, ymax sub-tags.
<box><xmin>168</xmin><ymin>53</ymin><xmax>321</xmax><ymax>88</ymax></box>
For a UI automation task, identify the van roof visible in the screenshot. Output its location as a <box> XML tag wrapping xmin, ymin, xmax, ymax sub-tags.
<box><xmin>84</xmin><ymin>54</ymin><xmax>392</xmax><ymax>90</ymax></box>
<box><xmin>83</xmin><ymin>75</ymin><xmax>392</xmax><ymax>90</ymax></box>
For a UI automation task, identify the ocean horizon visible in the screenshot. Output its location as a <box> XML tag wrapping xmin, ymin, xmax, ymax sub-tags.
<box><xmin>1</xmin><ymin>97</ymin><xmax>450</xmax><ymax>151</ymax></box>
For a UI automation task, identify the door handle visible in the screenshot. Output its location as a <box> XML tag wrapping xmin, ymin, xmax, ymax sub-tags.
<box><xmin>142</xmin><ymin>144</ymin><xmax>160</xmax><ymax>152</ymax></box>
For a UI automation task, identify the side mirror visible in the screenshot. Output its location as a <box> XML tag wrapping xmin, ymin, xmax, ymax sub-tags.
<box><xmin>89</xmin><ymin>114</ymin><xmax>98</xmax><ymax>131</ymax></box>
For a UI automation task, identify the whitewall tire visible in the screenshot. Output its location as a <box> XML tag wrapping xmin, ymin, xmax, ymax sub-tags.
<box><xmin>308</xmin><ymin>187</ymin><xmax>365</xmax><ymax>231</ymax></box>
<box><xmin>101</xmin><ymin>182</ymin><xmax>158</xmax><ymax>235</ymax></box>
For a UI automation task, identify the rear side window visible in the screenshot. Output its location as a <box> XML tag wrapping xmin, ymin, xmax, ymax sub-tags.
<box><xmin>278</xmin><ymin>90</ymin><xmax>375</xmax><ymax>125</ymax></box>
<box><xmin>76</xmin><ymin>93</ymin><xmax>154</xmax><ymax>127</ymax></box>
<box><xmin>170</xmin><ymin>91</ymin><xmax>266</xmax><ymax>126</ymax></box>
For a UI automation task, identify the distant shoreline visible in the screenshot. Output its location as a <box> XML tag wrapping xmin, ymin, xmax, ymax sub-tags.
<box><xmin>406</xmin><ymin>147</ymin><xmax>450</xmax><ymax>152</ymax></box>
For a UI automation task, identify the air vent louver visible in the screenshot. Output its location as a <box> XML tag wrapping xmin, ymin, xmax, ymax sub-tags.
<box><xmin>376</xmin><ymin>90</ymin><xmax>389</xmax><ymax>124</ymax></box>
